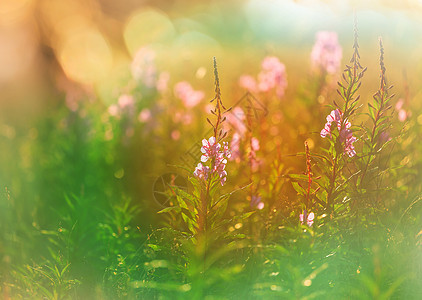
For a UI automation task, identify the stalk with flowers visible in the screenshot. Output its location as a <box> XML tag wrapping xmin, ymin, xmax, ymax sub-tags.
<box><xmin>317</xmin><ymin>21</ymin><xmax>366</xmax><ymax>215</ymax></box>
<box><xmin>193</xmin><ymin>58</ymin><xmax>232</xmax><ymax>241</ymax></box>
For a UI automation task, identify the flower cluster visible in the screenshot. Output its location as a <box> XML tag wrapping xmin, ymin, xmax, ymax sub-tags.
<box><xmin>311</xmin><ymin>31</ymin><xmax>342</xmax><ymax>74</ymax></box>
<box><xmin>174</xmin><ymin>81</ymin><xmax>204</xmax><ymax>108</ymax></box>
<box><xmin>239</xmin><ymin>56</ymin><xmax>288</xmax><ymax>98</ymax></box>
<box><xmin>108</xmin><ymin>94</ymin><xmax>135</xmax><ymax>118</ymax></box>
<box><xmin>321</xmin><ymin>109</ymin><xmax>357</xmax><ymax>157</ymax></box>
<box><xmin>194</xmin><ymin>136</ymin><xmax>231</xmax><ymax>186</ymax></box>
<box><xmin>299</xmin><ymin>211</ymin><xmax>315</xmax><ymax>227</ymax></box>
<box><xmin>342</xmin><ymin>129</ymin><xmax>357</xmax><ymax>158</ymax></box>
<box><xmin>320</xmin><ymin>109</ymin><xmax>344</xmax><ymax>138</ymax></box>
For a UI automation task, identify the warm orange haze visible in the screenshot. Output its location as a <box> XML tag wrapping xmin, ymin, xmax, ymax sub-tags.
<box><xmin>0</xmin><ymin>0</ymin><xmax>421</xmax><ymax>298</ymax></box>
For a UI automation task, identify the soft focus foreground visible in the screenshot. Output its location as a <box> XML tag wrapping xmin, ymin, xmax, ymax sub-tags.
<box><xmin>1</xmin><ymin>0</ymin><xmax>422</xmax><ymax>299</ymax></box>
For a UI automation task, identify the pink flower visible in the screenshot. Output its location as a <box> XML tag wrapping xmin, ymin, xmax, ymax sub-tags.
<box><xmin>311</xmin><ymin>31</ymin><xmax>342</xmax><ymax>74</ymax></box>
<box><xmin>238</xmin><ymin>56</ymin><xmax>287</xmax><ymax>98</ymax></box>
<box><xmin>200</xmin><ymin>136</ymin><xmax>218</xmax><ymax>163</ymax></box>
<box><xmin>398</xmin><ymin>110</ymin><xmax>407</xmax><ymax>122</ymax></box>
<box><xmin>320</xmin><ymin>109</ymin><xmax>346</xmax><ymax>137</ymax></box>
<box><xmin>251</xmin><ymin>137</ymin><xmax>260</xmax><ymax>151</ymax></box>
<box><xmin>138</xmin><ymin>109</ymin><xmax>151</xmax><ymax>123</ymax></box>
<box><xmin>258</xmin><ymin>56</ymin><xmax>288</xmax><ymax>97</ymax></box>
<box><xmin>321</xmin><ymin>109</ymin><xmax>357</xmax><ymax>157</ymax></box>
<box><xmin>194</xmin><ymin>136</ymin><xmax>231</xmax><ymax>186</ymax></box>
<box><xmin>194</xmin><ymin>163</ymin><xmax>209</xmax><ymax>180</ymax></box>
<box><xmin>174</xmin><ymin>82</ymin><xmax>204</xmax><ymax>108</ymax></box>
<box><xmin>300</xmin><ymin>211</ymin><xmax>315</xmax><ymax>227</ymax></box>
<box><xmin>171</xmin><ymin>130</ymin><xmax>181</xmax><ymax>140</ymax></box>
<box><xmin>343</xmin><ymin>131</ymin><xmax>357</xmax><ymax>157</ymax></box>
<box><xmin>131</xmin><ymin>47</ymin><xmax>157</xmax><ymax>88</ymax></box>
<box><xmin>118</xmin><ymin>94</ymin><xmax>135</xmax><ymax>109</ymax></box>
<box><xmin>110</xmin><ymin>94</ymin><xmax>135</xmax><ymax>117</ymax></box>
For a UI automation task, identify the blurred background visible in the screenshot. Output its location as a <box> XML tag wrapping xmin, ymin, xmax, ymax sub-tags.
<box><xmin>1</xmin><ymin>0</ymin><xmax>422</xmax><ymax>121</ymax></box>
<box><xmin>1</xmin><ymin>0</ymin><xmax>422</xmax><ymax>297</ymax></box>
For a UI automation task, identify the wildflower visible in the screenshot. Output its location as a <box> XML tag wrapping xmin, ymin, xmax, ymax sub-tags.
<box><xmin>344</xmin><ymin>132</ymin><xmax>357</xmax><ymax>157</ymax></box>
<box><xmin>238</xmin><ymin>56</ymin><xmax>287</xmax><ymax>98</ymax></box>
<box><xmin>321</xmin><ymin>109</ymin><xmax>356</xmax><ymax>157</ymax></box>
<box><xmin>194</xmin><ymin>163</ymin><xmax>209</xmax><ymax>180</ymax></box>
<box><xmin>171</xmin><ymin>130</ymin><xmax>181</xmax><ymax>141</ymax></box>
<box><xmin>251</xmin><ymin>137</ymin><xmax>260</xmax><ymax>152</ymax></box>
<box><xmin>311</xmin><ymin>31</ymin><xmax>342</xmax><ymax>74</ymax></box>
<box><xmin>320</xmin><ymin>109</ymin><xmax>343</xmax><ymax>137</ymax></box>
<box><xmin>222</xmin><ymin>141</ymin><xmax>231</xmax><ymax>158</ymax></box>
<box><xmin>251</xmin><ymin>195</ymin><xmax>264</xmax><ymax>210</ymax></box>
<box><xmin>258</xmin><ymin>56</ymin><xmax>288</xmax><ymax>97</ymax></box>
<box><xmin>118</xmin><ymin>94</ymin><xmax>135</xmax><ymax>110</ymax></box>
<box><xmin>200</xmin><ymin>136</ymin><xmax>219</xmax><ymax>163</ymax></box>
<box><xmin>138</xmin><ymin>108</ymin><xmax>151</xmax><ymax>123</ymax></box>
<box><xmin>300</xmin><ymin>211</ymin><xmax>315</xmax><ymax>227</ymax></box>
<box><xmin>131</xmin><ymin>47</ymin><xmax>157</xmax><ymax>88</ymax></box>
<box><xmin>174</xmin><ymin>82</ymin><xmax>204</xmax><ymax>108</ymax></box>
<box><xmin>194</xmin><ymin>136</ymin><xmax>231</xmax><ymax>186</ymax></box>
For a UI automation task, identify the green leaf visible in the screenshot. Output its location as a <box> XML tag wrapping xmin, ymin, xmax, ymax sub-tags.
<box><xmin>157</xmin><ymin>206</ymin><xmax>181</xmax><ymax>214</ymax></box>
<box><xmin>291</xmin><ymin>181</ymin><xmax>305</xmax><ymax>196</ymax></box>
<box><xmin>287</xmin><ymin>174</ymin><xmax>308</xmax><ymax>181</ymax></box>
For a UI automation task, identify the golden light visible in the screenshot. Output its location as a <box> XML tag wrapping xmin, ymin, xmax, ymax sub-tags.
<box><xmin>124</xmin><ymin>7</ymin><xmax>176</xmax><ymax>55</ymax></box>
<box><xmin>0</xmin><ymin>0</ymin><xmax>33</xmax><ymax>26</ymax></box>
<box><xmin>58</xmin><ymin>28</ymin><xmax>113</xmax><ymax>84</ymax></box>
<box><xmin>0</xmin><ymin>21</ymin><xmax>38</xmax><ymax>82</ymax></box>
<box><xmin>172</xmin><ymin>31</ymin><xmax>222</xmax><ymax>61</ymax></box>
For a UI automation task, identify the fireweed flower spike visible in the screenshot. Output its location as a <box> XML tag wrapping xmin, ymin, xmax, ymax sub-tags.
<box><xmin>258</xmin><ymin>56</ymin><xmax>288</xmax><ymax>97</ymax></box>
<box><xmin>311</xmin><ymin>31</ymin><xmax>342</xmax><ymax>74</ymax></box>
<box><xmin>194</xmin><ymin>136</ymin><xmax>231</xmax><ymax>186</ymax></box>
<box><xmin>194</xmin><ymin>58</ymin><xmax>231</xmax><ymax>186</ymax></box>
<box><xmin>174</xmin><ymin>81</ymin><xmax>205</xmax><ymax>108</ymax></box>
<box><xmin>238</xmin><ymin>56</ymin><xmax>287</xmax><ymax>98</ymax></box>
<box><xmin>320</xmin><ymin>108</ymin><xmax>357</xmax><ymax>157</ymax></box>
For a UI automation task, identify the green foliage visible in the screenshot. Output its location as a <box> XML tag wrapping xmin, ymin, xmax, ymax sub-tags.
<box><xmin>1</xmin><ymin>16</ymin><xmax>421</xmax><ymax>300</ymax></box>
